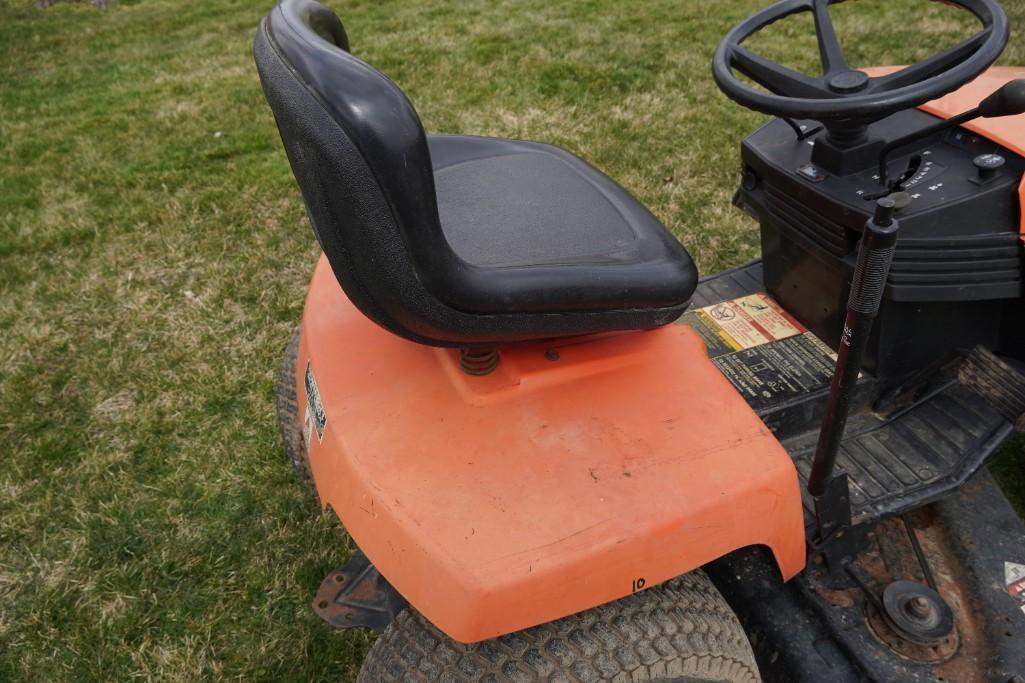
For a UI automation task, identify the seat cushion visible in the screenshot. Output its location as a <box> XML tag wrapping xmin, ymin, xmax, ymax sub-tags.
<box><xmin>429</xmin><ymin>136</ymin><xmax>697</xmax><ymax>312</ymax></box>
<box><xmin>433</xmin><ymin>136</ymin><xmax>648</xmax><ymax>268</ymax></box>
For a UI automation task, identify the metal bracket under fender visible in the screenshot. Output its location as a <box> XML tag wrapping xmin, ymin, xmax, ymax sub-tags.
<box><xmin>312</xmin><ymin>550</ymin><xmax>408</xmax><ymax>633</ymax></box>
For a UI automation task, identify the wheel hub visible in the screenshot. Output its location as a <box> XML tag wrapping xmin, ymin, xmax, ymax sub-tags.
<box><xmin>827</xmin><ymin>70</ymin><xmax>869</xmax><ymax>93</ymax></box>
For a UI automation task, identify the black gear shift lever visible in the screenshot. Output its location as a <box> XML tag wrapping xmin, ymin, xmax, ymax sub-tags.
<box><xmin>877</xmin><ymin>79</ymin><xmax>1025</xmax><ymax>185</ymax></box>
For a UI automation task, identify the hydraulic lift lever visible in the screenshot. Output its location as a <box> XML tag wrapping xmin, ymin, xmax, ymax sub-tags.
<box><xmin>808</xmin><ymin>198</ymin><xmax>901</xmax><ymax>547</ymax></box>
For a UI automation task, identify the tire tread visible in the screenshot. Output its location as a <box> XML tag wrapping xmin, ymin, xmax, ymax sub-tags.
<box><xmin>274</xmin><ymin>328</ymin><xmax>314</xmax><ymax>491</ymax></box>
<box><xmin>358</xmin><ymin>571</ymin><xmax>759</xmax><ymax>682</ymax></box>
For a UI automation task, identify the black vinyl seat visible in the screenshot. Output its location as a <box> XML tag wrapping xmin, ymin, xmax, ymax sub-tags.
<box><xmin>254</xmin><ymin>0</ymin><xmax>698</xmax><ymax>347</ymax></box>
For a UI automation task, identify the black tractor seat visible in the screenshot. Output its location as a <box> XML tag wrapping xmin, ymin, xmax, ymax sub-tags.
<box><xmin>254</xmin><ymin>0</ymin><xmax>698</xmax><ymax>347</ymax></box>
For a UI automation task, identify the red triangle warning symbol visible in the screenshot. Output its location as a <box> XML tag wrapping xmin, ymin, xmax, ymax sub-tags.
<box><xmin>1006</xmin><ymin>562</ymin><xmax>1025</xmax><ymax>614</ymax></box>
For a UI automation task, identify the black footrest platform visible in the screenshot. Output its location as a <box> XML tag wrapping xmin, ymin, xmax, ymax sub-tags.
<box><xmin>683</xmin><ymin>260</ymin><xmax>1016</xmax><ymax>525</ymax></box>
<box><xmin>786</xmin><ymin>383</ymin><xmax>1012</xmax><ymax>523</ymax></box>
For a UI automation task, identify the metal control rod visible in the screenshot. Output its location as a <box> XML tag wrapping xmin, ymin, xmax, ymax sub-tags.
<box><xmin>807</xmin><ymin>197</ymin><xmax>901</xmax><ymax>498</ymax></box>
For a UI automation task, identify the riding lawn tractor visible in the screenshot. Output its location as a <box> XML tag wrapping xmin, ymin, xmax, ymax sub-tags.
<box><xmin>255</xmin><ymin>0</ymin><xmax>1025</xmax><ymax>679</ymax></box>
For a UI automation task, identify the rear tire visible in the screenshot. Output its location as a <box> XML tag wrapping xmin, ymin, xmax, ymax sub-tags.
<box><xmin>274</xmin><ymin>327</ymin><xmax>315</xmax><ymax>493</ymax></box>
<box><xmin>357</xmin><ymin>570</ymin><xmax>760</xmax><ymax>682</ymax></box>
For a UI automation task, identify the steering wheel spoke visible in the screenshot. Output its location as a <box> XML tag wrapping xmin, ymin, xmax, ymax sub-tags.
<box><xmin>870</xmin><ymin>28</ymin><xmax>992</xmax><ymax>92</ymax></box>
<box><xmin>731</xmin><ymin>45</ymin><xmax>832</xmax><ymax>99</ymax></box>
<box><xmin>811</xmin><ymin>0</ymin><xmax>848</xmax><ymax>75</ymax></box>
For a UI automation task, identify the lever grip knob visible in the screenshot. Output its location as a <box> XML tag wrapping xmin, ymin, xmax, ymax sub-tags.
<box><xmin>978</xmin><ymin>79</ymin><xmax>1025</xmax><ymax>118</ymax></box>
<box><xmin>872</xmin><ymin>196</ymin><xmax>896</xmax><ymax>227</ymax></box>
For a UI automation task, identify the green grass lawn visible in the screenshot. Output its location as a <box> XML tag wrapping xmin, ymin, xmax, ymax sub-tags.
<box><xmin>2</xmin><ymin>0</ymin><xmax>1024</xmax><ymax>680</ymax></box>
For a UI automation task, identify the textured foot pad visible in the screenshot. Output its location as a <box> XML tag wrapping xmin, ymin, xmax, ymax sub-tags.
<box><xmin>959</xmin><ymin>346</ymin><xmax>1025</xmax><ymax>432</ymax></box>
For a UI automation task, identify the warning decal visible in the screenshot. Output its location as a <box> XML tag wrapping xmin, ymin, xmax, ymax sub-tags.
<box><xmin>713</xmin><ymin>333</ymin><xmax>838</xmax><ymax>411</ymax></box>
<box><xmin>304</xmin><ymin>360</ymin><xmax>327</xmax><ymax>444</ymax></box>
<box><xmin>1006</xmin><ymin>562</ymin><xmax>1025</xmax><ymax>615</ymax></box>
<box><xmin>680</xmin><ymin>293</ymin><xmax>806</xmax><ymax>358</ymax></box>
<box><xmin>679</xmin><ymin>292</ymin><xmax>842</xmax><ymax>410</ymax></box>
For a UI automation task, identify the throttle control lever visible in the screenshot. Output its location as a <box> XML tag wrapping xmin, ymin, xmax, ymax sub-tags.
<box><xmin>878</xmin><ymin>79</ymin><xmax>1025</xmax><ymax>185</ymax></box>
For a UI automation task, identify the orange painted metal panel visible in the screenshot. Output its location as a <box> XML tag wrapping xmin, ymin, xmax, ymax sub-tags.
<box><xmin>865</xmin><ymin>66</ymin><xmax>1025</xmax><ymax>240</ymax></box>
<box><xmin>298</xmin><ymin>254</ymin><xmax>806</xmax><ymax>643</ymax></box>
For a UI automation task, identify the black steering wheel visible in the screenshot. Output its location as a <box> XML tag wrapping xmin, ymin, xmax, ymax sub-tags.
<box><xmin>713</xmin><ymin>0</ymin><xmax>1009</xmax><ymax>126</ymax></box>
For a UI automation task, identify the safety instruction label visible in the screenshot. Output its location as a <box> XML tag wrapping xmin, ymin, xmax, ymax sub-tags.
<box><xmin>304</xmin><ymin>360</ymin><xmax>327</xmax><ymax>445</ymax></box>
<box><xmin>680</xmin><ymin>292</ymin><xmax>838</xmax><ymax>410</ymax></box>
<box><xmin>712</xmin><ymin>333</ymin><xmax>837</xmax><ymax>411</ymax></box>
<box><xmin>680</xmin><ymin>293</ymin><xmax>806</xmax><ymax>358</ymax></box>
<box><xmin>1006</xmin><ymin>562</ymin><xmax>1025</xmax><ymax>615</ymax></box>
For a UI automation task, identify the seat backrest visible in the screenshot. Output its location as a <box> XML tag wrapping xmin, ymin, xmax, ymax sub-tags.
<box><xmin>255</xmin><ymin>0</ymin><xmax>469</xmax><ymax>344</ymax></box>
